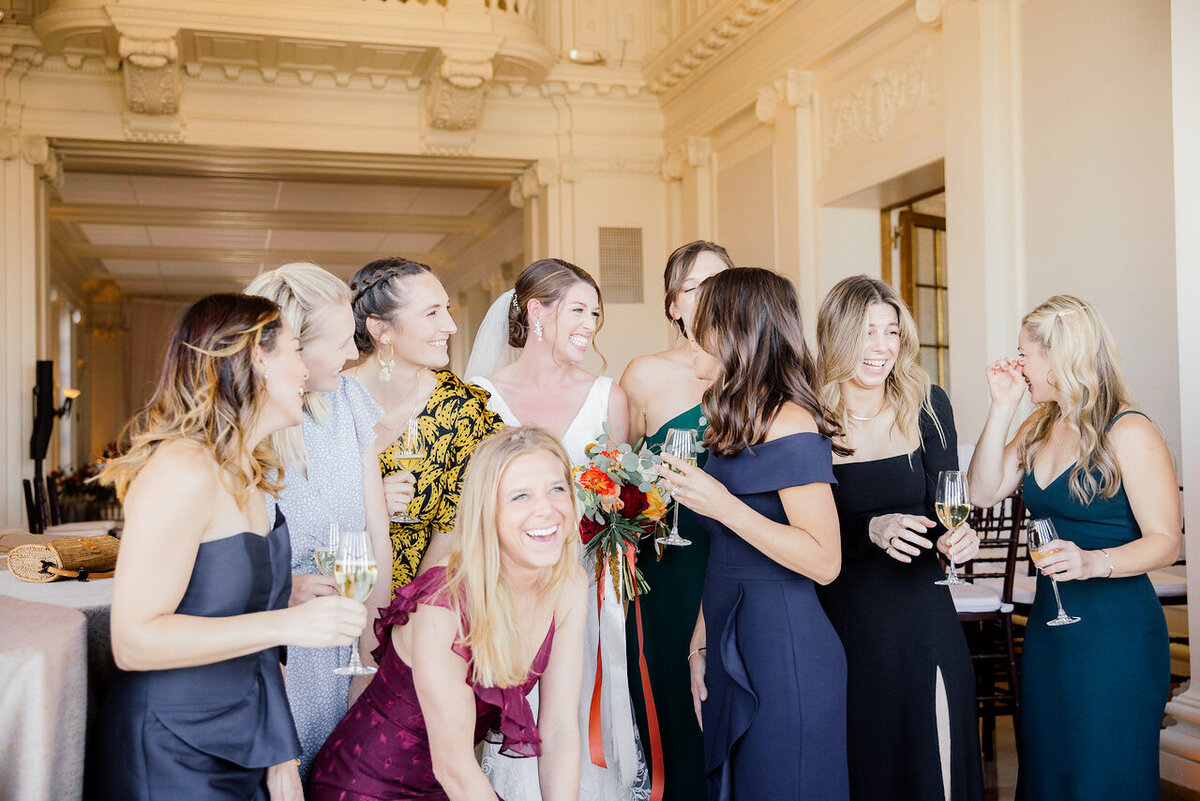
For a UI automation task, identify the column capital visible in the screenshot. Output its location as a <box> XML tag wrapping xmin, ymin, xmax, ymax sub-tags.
<box><xmin>662</xmin><ymin>136</ymin><xmax>711</xmax><ymax>181</ymax></box>
<box><xmin>915</xmin><ymin>0</ymin><xmax>946</xmax><ymax>27</ymax></box>
<box><xmin>755</xmin><ymin>69</ymin><xmax>814</xmax><ymax>125</ymax></box>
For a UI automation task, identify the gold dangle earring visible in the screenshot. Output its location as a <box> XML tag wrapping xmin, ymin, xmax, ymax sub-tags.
<box><xmin>377</xmin><ymin>341</ymin><xmax>395</xmax><ymax>381</ymax></box>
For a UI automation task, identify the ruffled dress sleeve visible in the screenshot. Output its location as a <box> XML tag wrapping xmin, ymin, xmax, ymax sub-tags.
<box><xmin>370</xmin><ymin>565</ymin><xmax>545</xmax><ymax>759</ymax></box>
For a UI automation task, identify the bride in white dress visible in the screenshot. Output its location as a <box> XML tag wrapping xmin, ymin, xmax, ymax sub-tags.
<box><xmin>466</xmin><ymin>259</ymin><xmax>650</xmax><ymax>801</ymax></box>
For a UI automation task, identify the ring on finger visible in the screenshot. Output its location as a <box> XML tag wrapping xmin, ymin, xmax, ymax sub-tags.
<box><xmin>889</xmin><ymin>535</ymin><xmax>898</xmax><ymax>549</ymax></box>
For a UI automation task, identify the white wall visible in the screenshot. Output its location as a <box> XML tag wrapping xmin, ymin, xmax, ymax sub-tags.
<box><xmin>1021</xmin><ymin>0</ymin><xmax>1179</xmax><ymax>457</ymax></box>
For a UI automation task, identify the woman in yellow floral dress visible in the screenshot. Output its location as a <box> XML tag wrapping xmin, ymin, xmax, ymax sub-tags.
<box><xmin>346</xmin><ymin>257</ymin><xmax>503</xmax><ymax>592</ymax></box>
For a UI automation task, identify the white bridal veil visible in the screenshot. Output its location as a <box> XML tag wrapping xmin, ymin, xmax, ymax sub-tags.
<box><xmin>464</xmin><ymin>288</ymin><xmax>519</xmax><ymax>380</ymax></box>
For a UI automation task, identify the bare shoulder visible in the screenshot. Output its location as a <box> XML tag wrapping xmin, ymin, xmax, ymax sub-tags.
<box><xmin>764</xmin><ymin>402</ymin><xmax>820</xmax><ymax>442</ymax></box>
<box><xmin>556</xmin><ymin>563</ymin><xmax>589</xmax><ymax>619</ymax></box>
<box><xmin>132</xmin><ymin>440</ymin><xmax>218</xmax><ymax>495</ymax></box>
<box><xmin>1108</xmin><ymin>409</ymin><xmax>1167</xmax><ymax>454</ymax></box>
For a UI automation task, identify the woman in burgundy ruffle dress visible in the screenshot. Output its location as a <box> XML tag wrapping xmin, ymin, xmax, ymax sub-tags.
<box><xmin>310</xmin><ymin>427</ymin><xmax>588</xmax><ymax>801</ymax></box>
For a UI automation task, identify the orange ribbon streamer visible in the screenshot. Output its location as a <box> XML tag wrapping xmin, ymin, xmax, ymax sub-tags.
<box><xmin>628</xmin><ymin>542</ymin><xmax>666</xmax><ymax>801</ymax></box>
<box><xmin>588</xmin><ymin>576</ymin><xmax>608</xmax><ymax>768</ymax></box>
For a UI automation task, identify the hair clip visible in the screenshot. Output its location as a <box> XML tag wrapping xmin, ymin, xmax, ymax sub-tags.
<box><xmin>1056</xmin><ymin>309</ymin><xmax>1075</xmax><ymax>319</ymax></box>
<box><xmin>511</xmin><ymin>292</ymin><xmax>519</xmax><ymax>310</ymax></box>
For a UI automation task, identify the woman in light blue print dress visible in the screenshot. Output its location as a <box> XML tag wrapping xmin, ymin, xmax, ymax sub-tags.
<box><xmin>247</xmin><ymin>263</ymin><xmax>394</xmax><ymax>780</ymax></box>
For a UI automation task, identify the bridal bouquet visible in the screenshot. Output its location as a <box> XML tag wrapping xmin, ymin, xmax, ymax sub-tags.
<box><xmin>574</xmin><ymin>429</ymin><xmax>670</xmax><ymax>603</ymax></box>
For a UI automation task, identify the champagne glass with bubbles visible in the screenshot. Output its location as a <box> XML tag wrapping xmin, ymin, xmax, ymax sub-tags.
<box><xmin>658</xmin><ymin>428</ymin><xmax>699</xmax><ymax>547</ymax></box>
<box><xmin>390</xmin><ymin>418</ymin><xmax>425</xmax><ymax>524</ymax></box>
<box><xmin>1027</xmin><ymin>518</ymin><xmax>1081</xmax><ymax>627</ymax></box>
<box><xmin>313</xmin><ymin>521</ymin><xmax>338</xmax><ymax>578</ymax></box>
<box><xmin>332</xmin><ymin>529</ymin><xmax>378</xmax><ymax>676</ymax></box>
<box><xmin>934</xmin><ymin>470</ymin><xmax>971</xmax><ymax>586</ymax></box>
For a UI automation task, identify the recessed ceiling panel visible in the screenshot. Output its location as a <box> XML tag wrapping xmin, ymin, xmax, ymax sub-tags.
<box><xmin>58</xmin><ymin>173</ymin><xmax>138</xmax><ymax>205</ymax></box>
<box><xmin>130</xmin><ymin>176</ymin><xmax>281</xmax><ymax>210</ymax></box>
<box><xmin>275</xmin><ymin>181</ymin><xmax>420</xmax><ymax>214</ymax></box>
<box><xmin>145</xmin><ymin>226</ymin><xmax>270</xmax><ymax>249</ymax></box>
<box><xmin>267</xmin><ymin>230</ymin><xmax>385</xmax><ymax>251</ymax></box>
<box><xmin>78</xmin><ymin>223</ymin><xmax>152</xmax><ymax>246</ymax></box>
<box><xmin>409</xmin><ymin>186</ymin><xmax>490</xmax><ymax>216</ymax></box>
<box><xmin>102</xmin><ymin>259</ymin><xmax>161</xmax><ymax>277</ymax></box>
<box><xmin>377</xmin><ymin>232</ymin><xmax>446</xmax><ymax>254</ymax></box>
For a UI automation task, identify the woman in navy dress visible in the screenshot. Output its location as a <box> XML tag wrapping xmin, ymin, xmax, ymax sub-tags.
<box><xmin>91</xmin><ymin>294</ymin><xmax>368</xmax><ymax>801</ymax></box>
<box><xmin>969</xmin><ymin>294</ymin><xmax>1180</xmax><ymax>800</ymax></box>
<box><xmin>657</xmin><ymin>267</ymin><xmax>850</xmax><ymax>800</ymax></box>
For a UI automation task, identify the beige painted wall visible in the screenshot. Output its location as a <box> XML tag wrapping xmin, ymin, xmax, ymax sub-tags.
<box><xmin>1021</xmin><ymin>0</ymin><xmax>1180</xmax><ymax>458</ymax></box>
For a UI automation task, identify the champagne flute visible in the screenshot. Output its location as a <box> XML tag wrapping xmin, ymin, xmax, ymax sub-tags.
<box><xmin>390</xmin><ymin>418</ymin><xmax>425</xmax><ymax>524</ymax></box>
<box><xmin>933</xmin><ymin>470</ymin><xmax>971</xmax><ymax>586</ymax></box>
<box><xmin>332</xmin><ymin>529</ymin><xmax>378</xmax><ymax>676</ymax></box>
<box><xmin>1027</xmin><ymin>518</ymin><xmax>1081</xmax><ymax>626</ymax></box>
<box><xmin>313</xmin><ymin>521</ymin><xmax>338</xmax><ymax>577</ymax></box>
<box><xmin>658</xmin><ymin>428</ymin><xmax>699</xmax><ymax>547</ymax></box>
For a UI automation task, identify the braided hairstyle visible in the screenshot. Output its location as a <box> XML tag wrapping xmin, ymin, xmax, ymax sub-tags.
<box><xmin>349</xmin><ymin>256</ymin><xmax>433</xmax><ymax>353</ymax></box>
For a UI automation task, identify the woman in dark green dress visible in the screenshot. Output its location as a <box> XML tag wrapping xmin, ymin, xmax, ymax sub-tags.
<box><xmin>968</xmin><ymin>294</ymin><xmax>1181</xmax><ymax>801</ymax></box>
<box><xmin>619</xmin><ymin>241</ymin><xmax>732</xmax><ymax>800</ymax></box>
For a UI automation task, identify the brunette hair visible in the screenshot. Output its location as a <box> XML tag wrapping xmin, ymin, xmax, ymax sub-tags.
<box><xmin>816</xmin><ymin>275</ymin><xmax>944</xmax><ymax>450</ymax></box>
<box><xmin>508</xmin><ymin>258</ymin><xmax>606</xmax><ymax>368</ymax></box>
<box><xmin>348</xmin><ymin>256</ymin><xmax>433</xmax><ymax>354</ymax></box>
<box><xmin>663</xmin><ymin>241</ymin><xmax>733</xmax><ymax>334</ymax></box>
<box><xmin>443</xmin><ymin>426</ymin><xmax>580</xmax><ymax>687</ymax></box>
<box><xmin>98</xmin><ymin>293</ymin><xmax>285</xmax><ymax>506</ymax></box>
<box><xmin>1017</xmin><ymin>295</ymin><xmax>1135</xmax><ymax>503</ymax></box>
<box><xmin>692</xmin><ymin>268</ymin><xmax>848</xmax><ymax>457</ymax></box>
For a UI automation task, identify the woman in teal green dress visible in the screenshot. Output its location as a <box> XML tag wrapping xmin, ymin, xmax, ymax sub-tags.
<box><xmin>619</xmin><ymin>241</ymin><xmax>732</xmax><ymax>800</ymax></box>
<box><xmin>968</xmin><ymin>295</ymin><xmax>1181</xmax><ymax>801</ymax></box>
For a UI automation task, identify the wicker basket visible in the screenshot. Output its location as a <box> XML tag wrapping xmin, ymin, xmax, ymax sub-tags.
<box><xmin>7</xmin><ymin>535</ymin><xmax>119</xmax><ymax>583</ymax></box>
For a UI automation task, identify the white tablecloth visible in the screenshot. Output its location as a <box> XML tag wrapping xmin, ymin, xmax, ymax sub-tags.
<box><xmin>0</xmin><ymin>597</ymin><xmax>88</xmax><ymax>801</ymax></box>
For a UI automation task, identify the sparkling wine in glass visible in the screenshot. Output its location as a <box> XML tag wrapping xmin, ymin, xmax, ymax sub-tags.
<box><xmin>332</xmin><ymin>529</ymin><xmax>378</xmax><ymax>676</ymax></box>
<box><xmin>934</xmin><ymin>470</ymin><xmax>971</xmax><ymax>586</ymax></box>
<box><xmin>658</xmin><ymin>428</ymin><xmax>699</xmax><ymax>547</ymax></box>
<box><xmin>390</xmin><ymin>418</ymin><xmax>425</xmax><ymax>525</ymax></box>
<box><xmin>313</xmin><ymin>521</ymin><xmax>338</xmax><ymax>577</ymax></box>
<box><xmin>1027</xmin><ymin>518</ymin><xmax>1081</xmax><ymax>627</ymax></box>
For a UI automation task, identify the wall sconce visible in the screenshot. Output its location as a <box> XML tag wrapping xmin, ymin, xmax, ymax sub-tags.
<box><xmin>57</xmin><ymin>388</ymin><xmax>81</xmax><ymax>418</ymax></box>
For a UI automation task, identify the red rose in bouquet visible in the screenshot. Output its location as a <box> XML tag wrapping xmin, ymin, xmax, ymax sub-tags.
<box><xmin>618</xmin><ymin>484</ymin><xmax>650</xmax><ymax>519</ymax></box>
<box><xmin>579</xmin><ymin>515</ymin><xmax>604</xmax><ymax>545</ymax></box>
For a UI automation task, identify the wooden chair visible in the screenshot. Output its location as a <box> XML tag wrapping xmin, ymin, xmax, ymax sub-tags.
<box><xmin>955</xmin><ymin>491</ymin><xmax>1028</xmax><ymax>758</ymax></box>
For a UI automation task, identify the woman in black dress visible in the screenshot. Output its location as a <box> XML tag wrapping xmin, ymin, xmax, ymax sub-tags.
<box><xmin>657</xmin><ymin>268</ymin><xmax>849</xmax><ymax>800</ymax></box>
<box><xmin>814</xmin><ymin>275</ymin><xmax>983</xmax><ymax>801</ymax></box>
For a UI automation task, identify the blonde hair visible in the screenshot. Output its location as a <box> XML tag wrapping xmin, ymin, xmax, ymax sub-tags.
<box><xmin>246</xmin><ymin>262</ymin><xmax>353</xmax><ymax>471</ymax></box>
<box><xmin>98</xmin><ymin>294</ymin><xmax>284</xmax><ymax>506</ymax></box>
<box><xmin>442</xmin><ymin>426</ymin><xmax>580</xmax><ymax>687</ymax></box>
<box><xmin>816</xmin><ymin>275</ymin><xmax>944</xmax><ymax>451</ymax></box>
<box><xmin>1017</xmin><ymin>295</ymin><xmax>1134</xmax><ymax>503</ymax></box>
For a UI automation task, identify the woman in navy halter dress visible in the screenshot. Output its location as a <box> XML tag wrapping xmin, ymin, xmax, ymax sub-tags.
<box><xmin>969</xmin><ymin>295</ymin><xmax>1181</xmax><ymax>801</ymax></box>
<box><xmin>90</xmin><ymin>294</ymin><xmax>368</xmax><ymax>800</ymax></box>
<box><xmin>657</xmin><ymin>268</ymin><xmax>849</xmax><ymax>800</ymax></box>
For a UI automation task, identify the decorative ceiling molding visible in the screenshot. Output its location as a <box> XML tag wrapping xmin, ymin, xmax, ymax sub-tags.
<box><xmin>0</xmin><ymin>128</ymin><xmax>63</xmax><ymax>187</ymax></box>
<box><xmin>644</xmin><ymin>0</ymin><xmax>790</xmax><ymax>97</ymax></box>
<box><xmin>755</xmin><ymin>69</ymin><xmax>813</xmax><ymax>125</ymax></box>
<box><xmin>119</xmin><ymin>33</ymin><xmax>181</xmax><ymax>115</ymax></box>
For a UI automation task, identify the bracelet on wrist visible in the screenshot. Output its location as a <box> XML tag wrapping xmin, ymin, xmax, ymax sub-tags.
<box><xmin>1098</xmin><ymin>548</ymin><xmax>1114</xmax><ymax>578</ymax></box>
<box><xmin>687</xmin><ymin>647</ymin><xmax>707</xmax><ymax>662</ymax></box>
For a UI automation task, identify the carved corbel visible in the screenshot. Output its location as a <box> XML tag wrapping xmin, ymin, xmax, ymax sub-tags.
<box><xmin>755</xmin><ymin>69</ymin><xmax>814</xmax><ymax>125</ymax></box>
<box><xmin>509</xmin><ymin>166</ymin><xmax>543</xmax><ymax>208</ymax></box>
<box><xmin>0</xmin><ymin>130</ymin><xmax>63</xmax><ymax>190</ymax></box>
<box><xmin>662</xmin><ymin>136</ymin><xmax>711</xmax><ymax>181</ymax></box>
<box><xmin>915</xmin><ymin>0</ymin><xmax>945</xmax><ymax>27</ymax></box>
<box><xmin>426</xmin><ymin>55</ymin><xmax>494</xmax><ymax>131</ymax></box>
<box><xmin>119</xmin><ymin>35</ymin><xmax>181</xmax><ymax>115</ymax></box>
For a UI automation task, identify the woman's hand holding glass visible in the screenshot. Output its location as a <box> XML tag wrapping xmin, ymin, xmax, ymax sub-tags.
<box><xmin>383</xmin><ymin>470</ymin><xmax>416</xmax><ymax>520</ymax></box>
<box><xmin>657</xmin><ymin>453</ymin><xmax>734</xmax><ymax>521</ymax></box>
<box><xmin>332</xmin><ymin>528</ymin><xmax>379</xmax><ymax>675</ymax></box>
<box><xmin>1027</xmin><ymin>518</ymin><xmax>1081</xmax><ymax>626</ymax></box>
<box><xmin>390</xmin><ymin>419</ymin><xmax>425</xmax><ymax>524</ymax></box>
<box><xmin>937</xmin><ymin>522</ymin><xmax>981</xmax><ymax>566</ymax></box>
<box><xmin>1028</xmin><ymin>531</ymin><xmax>1100</xmax><ymax>582</ymax></box>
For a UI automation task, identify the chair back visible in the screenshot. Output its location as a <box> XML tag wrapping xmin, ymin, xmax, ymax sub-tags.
<box><xmin>962</xmin><ymin>490</ymin><xmax>1028</xmax><ymax>605</ymax></box>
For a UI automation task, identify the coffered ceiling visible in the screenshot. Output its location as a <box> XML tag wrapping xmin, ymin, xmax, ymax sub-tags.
<box><xmin>49</xmin><ymin>143</ymin><xmax>527</xmax><ymax>300</ymax></box>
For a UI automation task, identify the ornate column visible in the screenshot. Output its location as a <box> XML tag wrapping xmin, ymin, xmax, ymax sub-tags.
<box><xmin>1160</xmin><ymin>0</ymin><xmax>1200</xmax><ymax>786</ymax></box>
<box><xmin>661</xmin><ymin>135</ymin><xmax>714</xmax><ymax>244</ymax></box>
<box><xmin>0</xmin><ymin>131</ymin><xmax>57</xmax><ymax>525</ymax></box>
<box><xmin>511</xmin><ymin>158</ymin><xmax>579</xmax><ymax>262</ymax></box>
<box><xmin>755</xmin><ymin>69</ymin><xmax>818</xmax><ymax>329</ymax></box>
